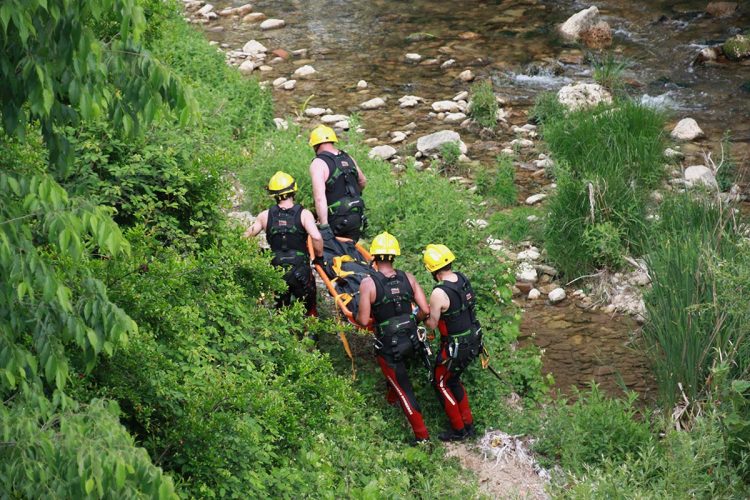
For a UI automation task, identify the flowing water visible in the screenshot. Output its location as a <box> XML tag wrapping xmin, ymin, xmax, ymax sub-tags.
<box><xmin>199</xmin><ymin>0</ymin><xmax>749</xmax><ymax>396</ymax></box>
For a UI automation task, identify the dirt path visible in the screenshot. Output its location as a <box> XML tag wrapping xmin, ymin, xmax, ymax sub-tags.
<box><xmin>445</xmin><ymin>431</ymin><xmax>550</xmax><ymax>499</ymax></box>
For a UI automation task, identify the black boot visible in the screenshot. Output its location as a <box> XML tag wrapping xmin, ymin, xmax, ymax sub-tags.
<box><xmin>438</xmin><ymin>427</ymin><xmax>469</xmax><ymax>442</ymax></box>
<box><xmin>464</xmin><ymin>423</ymin><xmax>476</xmax><ymax>438</ymax></box>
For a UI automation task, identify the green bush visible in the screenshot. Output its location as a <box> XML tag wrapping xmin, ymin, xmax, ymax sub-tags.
<box><xmin>437</xmin><ymin>141</ymin><xmax>463</xmax><ymax>175</ymax></box>
<box><xmin>1</xmin><ymin>393</ymin><xmax>177</xmax><ymax>498</ymax></box>
<box><xmin>469</xmin><ymin>80</ymin><xmax>499</xmax><ymax>128</ymax></box>
<box><xmin>487</xmin><ymin>207</ymin><xmax>544</xmax><ymax>244</ymax></box>
<box><xmin>477</xmin><ymin>155</ymin><xmax>517</xmax><ymax>207</ymax></box>
<box><xmin>559</xmin><ymin>414</ymin><xmax>748</xmax><ymax>498</ymax></box>
<box><xmin>539</xmin><ymin>99</ymin><xmax>666</xmax><ymax>276</ymax></box>
<box><xmin>535</xmin><ymin>384</ymin><xmax>653</xmax><ymax>474</ymax></box>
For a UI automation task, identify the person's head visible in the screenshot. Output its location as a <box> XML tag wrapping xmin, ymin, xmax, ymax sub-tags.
<box><xmin>423</xmin><ymin>244</ymin><xmax>456</xmax><ymax>280</ymax></box>
<box><xmin>308</xmin><ymin>125</ymin><xmax>338</xmax><ymax>154</ymax></box>
<box><xmin>267</xmin><ymin>171</ymin><xmax>297</xmax><ymax>203</ymax></box>
<box><xmin>370</xmin><ymin>231</ymin><xmax>400</xmax><ymax>264</ymax></box>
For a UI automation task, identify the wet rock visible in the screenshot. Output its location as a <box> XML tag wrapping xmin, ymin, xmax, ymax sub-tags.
<box><xmin>432</xmin><ymin>100</ymin><xmax>461</xmax><ymax>113</ymax></box>
<box><xmin>271</xmin><ymin>48</ymin><xmax>289</xmax><ymax>59</ymax></box>
<box><xmin>528</xmin><ymin>288</ymin><xmax>541</xmax><ymax>300</ymax></box>
<box><xmin>304</xmin><ymin>107</ymin><xmax>327</xmax><ymax>117</ymax></box>
<box><xmin>238</xmin><ymin>60</ymin><xmax>256</xmax><ymax>74</ymax></box>
<box><xmin>357</xmin><ymin>80</ymin><xmax>368</xmax><ymax>89</ymax></box>
<box><xmin>684</xmin><ymin>165</ymin><xmax>718</xmax><ymax>190</ymax></box>
<box><xmin>706</xmin><ymin>2</ymin><xmax>738</xmax><ymax>18</ymax></box>
<box><xmin>441</xmin><ymin>59</ymin><xmax>456</xmax><ymax>69</ymax></box>
<box><xmin>724</xmin><ymin>34</ymin><xmax>750</xmax><ymax>61</ymax></box>
<box><xmin>459</xmin><ymin>69</ymin><xmax>475</xmax><ymax>82</ymax></box>
<box><xmin>516</xmin><ymin>262</ymin><xmax>538</xmax><ymax>283</ymax></box>
<box><xmin>695</xmin><ymin>46</ymin><xmax>721</xmax><ymax>64</ymax></box>
<box><xmin>416</xmin><ymin>130</ymin><xmax>468</xmax><ymax>155</ymax></box>
<box><xmin>444</xmin><ymin>112</ymin><xmax>467</xmax><ymax>123</ymax></box>
<box><xmin>670</xmin><ymin>118</ymin><xmax>704</xmax><ymax>141</ymax></box>
<box><xmin>516</xmin><ymin>282</ymin><xmax>533</xmax><ymax>294</ymax></box>
<box><xmin>399</xmin><ymin>95</ymin><xmax>424</xmax><ymax>108</ymax></box>
<box><xmin>242</xmin><ymin>40</ymin><xmax>267</xmax><ymax>55</ymax></box>
<box><xmin>548</xmin><ymin>288</ymin><xmax>566</xmax><ymax>303</ymax></box>
<box><xmin>242</xmin><ymin>12</ymin><xmax>266</xmax><ymax>23</ymax></box>
<box><xmin>235</xmin><ymin>4</ymin><xmax>253</xmax><ymax>16</ymax></box>
<box><xmin>557</xmin><ymin>83</ymin><xmax>612</xmax><ymax>110</ymax></box>
<box><xmin>406</xmin><ymin>32</ymin><xmax>437</xmax><ymax>43</ymax></box>
<box><xmin>579</xmin><ymin>21</ymin><xmax>612</xmax><ymax>49</ymax></box>
<box><xmin>360</xmin><ymin>97</ymin><xmax>386</xmax><ymax>110</ymax></box>
<box><xmin>559</xmin><ymin>6</ymin><xmax>600</xmax><ymax>40</ymax></box>
<box><xmin>281</xmin><ymin>79</ymin><xmax>296</xmax><ymax>90</ymax></box>
<box><xmin>320</xmin><ymin>114</ymin><xmax>348</xmax><ymax>124</ymax></box>
<box><xmin>293</xmin><ymin>65</ymin><xmax>316</xmax><ymax>78</ymax></box>
<box><xmin>525</xmin><ymin>193</ymin><xmax>546</xmax><ymax>205</ymax></box>
<box><xmin>369</xmin><ymin>145</ymin><xmax>397</xmax><ymax>160</ymax></box>
<box><xmin>260</xmin><ymin>18</ymin><xmax>285</xmax><ymax>30</ymax></box>
<box><xmin>405</xmin><ymin>53</ymin><xmax>422</xmax><ymax>62</ymax></box>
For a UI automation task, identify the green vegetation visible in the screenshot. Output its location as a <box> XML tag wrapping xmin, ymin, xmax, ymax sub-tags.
<box><xmin>476</xmin><ymin>155</ymin><xmax>517</xmax><ymax>207</ymax></box>
<box><xmin>469</xmin><ymin>80</ymin><xmax>499</xmax><ymax>128</ymax></box>
<box><xmin>539</xmin><ymin>100</ymin><xmax>666</xmax><ymax>276</ymax></box>
<box><xmin>591</xmin><ymin>53</ymin><xmax>631</xmax><ymax>93</ymax></box>
<box><xmin>437</xmin><ymin>140</ymin><xmax>464</xmax><ymax>175</ymax></box>
<box><xmin>487</xmin><ymin>207</ymin><xmax>544</xmax><ymax>244</ymax></box>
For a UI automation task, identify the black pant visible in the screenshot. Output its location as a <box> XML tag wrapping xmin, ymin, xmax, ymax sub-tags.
<box><xmin>277</xmin><ymin>265</ymin><xmax>317</xmax><ymax>316</ymax></box>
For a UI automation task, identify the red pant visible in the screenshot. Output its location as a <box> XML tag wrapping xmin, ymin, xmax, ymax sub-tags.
<box><xmin>377</xmin><ymin>355</ymin><xmax>429</xmax><ymax>440</ymax></box>
<box><xmin>433</xmin><ymin>344</ymin><xmax>473</xmax><ymax>431</ymax></box>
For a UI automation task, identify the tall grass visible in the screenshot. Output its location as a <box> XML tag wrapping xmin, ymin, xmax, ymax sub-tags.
<box><xmin>469</xmin><ymin>80</ymin><xmax>499</xmax><ymax>128</ymax></box>
<box><xmin>591</xmin><ymin>53</ymin><xmax>631</xmax><ymax>93</ymax></box>
<box><xmin>540</xmin><ymin>99</ymin><xmax>666</xmax><ymax>276</ymax></box>
<box><xmin>476</xmin><ymin>155</ymin><xmax>517</xmax><ymax>208</ymax></box>
<box><xmin>643</xmin><ymin>194</ymin><xmax>746</xmax><ymax>407</ymax></box>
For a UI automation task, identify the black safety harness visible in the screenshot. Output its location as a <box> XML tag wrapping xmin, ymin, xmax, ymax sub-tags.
<box><xmin>267</xmin><ymin>204</ymin><xmax>310</xmax><ymax>285</ymax></box>
<box><xmin>436</xmin><ymin>273</ymin><xmax>483</xmax><ymax>370</ymax></box>
<box><xmin>371</xmin><ymin>270</ymin><xmax>419</xmax><ymax>362</ymax></box>
<box><xmin>317</xmin><ymin>150</ymin><xmax>366</xmax><ymax>237</ymax></box>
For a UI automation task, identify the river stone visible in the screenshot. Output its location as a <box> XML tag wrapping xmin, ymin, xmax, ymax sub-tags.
<box><xmin>684</xmin><ymin>165</ymin><xmax>718</xmax><ymax>190</ymax></box>
<box><xmin>548</xmin><ymin>288</ymin><xmax>566</xmax><ymax>303</ymax></box>
<box><xmin>416</xmin><ymin>130</ymin><xmax>468</xmax><ymax>155</ymax></box>
<box><xmin>670</xmin><ymin>118</ymin><xmax>704</xmax><ymax>141</ymax></box>
<box><xmin>724</xmin><ymin>34</ymin><xmax>750</xmax><ymax>61</ymax></box>
<box><xmin>557</xmin><ymin>83</ymin><xmax>612</xmax><ymax>110</ymax></box>
<box><xmin>320</xmin><ymin>114</ymin><xmax>348</xmax><ymax>124</ymax></box>
<box><xmin>516</xmin><ymin>262</ymin><xmax>538</xmax><ymax>283</ymax></box>
<box><xmin>242</xmin><ymin>40</ymin><xmax>267</xmax><ymax>55</ymax></box>
<box><xmin>441</xmin><ymin>59</ymin><xmax>456</xmax><ymax>69</ymax></box>
<box><xmin>260</xmin><ymin>18</ymin><xmax>285</xmax><ymax>30</ymax></box>
<box><xmin>273</xmin><ymin>118</ymin><xmax>288</xmax><ymax>130</ymax></box>
<box><xmin>459</xmin><ymin>69</ymin><xmax>475</xmax><ymax>82</ymax></box>
<box><xmin>580</xmin><ymin>21</ymin><xmax>612</xmax><ymax>49</ymax></box>
<box><xmin>706</xmin><ymin>2</ymin><xmax>738</xmax><ymax>17</ymax></box>
<box><xmin>238</xmin><ymin>60</ymin><xmax>256</xmax><ymax>74</ymax></box>
<box><xmin>444</xmin><ymin>112</ymin><xmax>467</xmax><ymax>123</ymax></box>
<box><xmin>453</xmin><ymin>91</ymin><xmax>469</xmax><ymax>101</ymax></box>
<box><xmin>333</xmin><ymin>120</ymin><xmax>350</xmax><ymax>130</ymax></box>
<box><xmin>517</xmin><ymin>248</ymin><xmax>540</xmax><ymax>261</ymax></box>
<box><xmin>525</xmin><ymin>193</ymin><xmax>546</xmax><ymax>205</ymax></box>
<box><xmin>304</xmin><ymin>107</ymin><xmax>327</xmax><ymax>117</ymax></box>
<box><xmin>357</xmin><ymin>80</ymin><xmax>368</xmax><ymax>89</ymax></box>
<box><xmin>197</xmin><ymin>4</ymin><xmax>214</xmax><ymax>16</ymax></box>
<box><xmin>390</xmin><ymin>131</ymin><xmax>407</xmax><ymax>143</ymax></box>
<box><xmin>559</xmin><ymin>6</ymin><xmax>600</xmax><ymax>40</ymax></box>
<box><xmin>281</xmin><ymin>79</ymin><xmax>296</xmax><ymax>90</ymax></box>
<box><xmin>293</xmin><ymin>65</ymin><xmax>316</xmax><ymax>78</ymax></box>
<box><xmin>399</xmin><ymin>95</ymin><xmax>423</xmax><ymax>108</ymax></box>
<box><xmin>528</xmin><ymin>288</ymin><xmax>541</xmax><ymax>300</ymax></box>
<box><xmin>360</xmin><ymin>97</ymin><xmax>386</xmax><ymax>110</ymax></box>
<box><xmin>432</xmin><ymin>100</ymin><xmax>460</xmax><ymax>113</ymax></box>
<box><xmin>510</xmin><ymin>138</ymin><xmax>534</xmax><ymax>148</ymax></box>
<box><xmin>235</xmin><ymin>4</ymin><xmax>253</xmax><ymax>16</ymax></box>
<box><xmin>243</xmin><ymin>12</ymin><xmax>266</xmax><ymax>23</ymax></box>
<box><xmin>664</xmin><ymin>147</ymin><xmax>684</xmax><ymax>159</ymax></box>
<box><xmin>272</xmin><ymin>77</ymin><xmax>288</xmax><ymax>87</ymax></box>
<box><xmin>405</xmin><ymin>53</ymin><xmax>422</xmax><ymax>62</ymax></box>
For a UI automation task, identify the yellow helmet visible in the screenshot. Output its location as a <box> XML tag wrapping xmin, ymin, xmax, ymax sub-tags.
<box><xmin>370</xmin><ymin>231</ymin><xmax>401</xmax><ymax>257</ymax></box>
<box><xmin>309</xmin><ymin>125</ymin><xmax>338</xmax><ymax>148</ymax></box>
<box><xmin>267</xmin><ymin>171</ymin><xmax>297</xmax><ymax>197</ymax></box>
<box><xmin>423</xmin><ymin>244</ymin><xmax>456</xmax><ymax>272</ymax></box>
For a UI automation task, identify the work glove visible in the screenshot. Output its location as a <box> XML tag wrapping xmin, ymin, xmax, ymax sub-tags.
<box><xmin>312</xmin><ymin>255</ymin><xmax>325</xmax><ymax>268</ymax></box>
<box><xmin>318</xmin><ymin>223</ymin><xmax>334</xmax><ymax>241</ymax></box>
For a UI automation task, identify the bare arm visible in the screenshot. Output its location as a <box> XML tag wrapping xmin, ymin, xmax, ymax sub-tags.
<box><xmin>243</xmin><ymin>210</ymin><xmax>268</xmax><ymax>238</ymax></box>
<box><xmin>301</xmin><ymin>209</ymin><xmax>324</xmax><ymax>258</ymax></box>
<box><xmin>406</xmin><ymin>273</ymin><xmax>430</xmax><ymax>322</ymax></box>
<box><xmin>356</xmin><ymin>277</ymin><xmax>375</xmax><ymax>328</ymax></box>
<box><xmin>310</xmin><ymin>158</ymin><xmax>329</xmax><ymax>225</ymax></box>
<box><xmin>425</xmin><ymin>287</ymin><xmax>449</xmax><ymax>330</ymax></box>
<box><xmin>353</xmin><ymin>158</ymin><xmax>367</xmax><ymax>191</ymax></box>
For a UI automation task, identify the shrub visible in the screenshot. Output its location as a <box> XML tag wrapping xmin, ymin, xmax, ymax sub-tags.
<box><xmin>469</xmin><ymin>80</ymin><xmax>499</xmax><ymax>128</ymax></box>
<box><xmin>488</xmin><ymin>207</ymin><xmax>544</xmax><ymax>244</ymax></box>
<box><xmin>535</xmin><ymin>384</ymin><xmax>653</xmax><ymax>474</ymax></box>
<box><xmin>437</xmin><ymin>141</ymin><xmax>463</xmax><ymax>175</ymax></box>
<box><xmin>582</xmin><ymin>221</ymin><xmax>625</xmax><ymax>270</ymax></box>
<box><xmin>477</xmin><ymin>155</ymin><xmax>517</xmax><ymax>207</ymax></box>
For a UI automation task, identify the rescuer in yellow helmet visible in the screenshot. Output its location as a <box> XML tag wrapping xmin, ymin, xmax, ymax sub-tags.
<box><xmin>245</xmin><ymin>171</ymin><xmax>324</xmax><ymax>316</ymax></box>
<box><xmin>308</xmin><ymin>125</ymin><xmax>367</xmax><ymax>241</ymax></box>
<box><xmin>423</xmin><ymin>244</ymin><xmax>482</xmax><ymax>442</ymax></box>
<box><xmin>356</xmin><ymin>232</ymin><xmax>431</xmax><ymax>443</ymax></box>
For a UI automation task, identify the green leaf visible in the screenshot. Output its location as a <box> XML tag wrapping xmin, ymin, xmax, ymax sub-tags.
<box><xmin>85</xmin><ymin>478</ymin><xmax>94</xmax><ymax>494</ymax></box>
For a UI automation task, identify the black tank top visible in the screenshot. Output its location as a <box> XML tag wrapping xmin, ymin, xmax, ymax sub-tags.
<box><xmin>317</xmin><ymin>150</ymin><xmax>361</xmax><ymax>207</ymax></box>
<box><xmin>371</xmin><ymin>270</ymin><xmax>414</xmax><ymax>325</ymax></box>
<box><xmin>267</xmin><ymin>204</ymin><xmax>307</xmax><ymax>255</ymax></box>
<box><xmin>436</xmin><ymin>273</ymin><xmax>480</xmax><ymax>336</ymax></box>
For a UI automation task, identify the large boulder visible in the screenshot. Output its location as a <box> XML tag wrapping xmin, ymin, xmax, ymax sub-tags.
<box><xmin>559</xmin><ymin>6</ymin><xmax>600</xmax><ymax>40</ymax></box>
<box><xmin>706</xmin><ymin>2</ymin><xmax>738</xmax><ymax>18</ymax></box>
<box><xmin>557</xmin><ymin>83</ymin><xmax>612</xmax><ymax>110</ymax></box>
<box><xmin>360</xmin><ymin>97</ymin><xmax>386</xmax><ymax>110</ymax></box>
<box><xmin>670</xmin><ymin>118</ymin><xmax>704</xmax><ymax>141</ymax></box>
<box><xmin>684</xmin><ymin>165</ymin><xmax>718</xmax><ymax>190</ymax></box>
<box><xmin>416</xmin><ymin>130</ymin><xmax>468</xmax><ymax>155</ymax></box>
<box><xmin>579</xmin><ymin>21</ymin><xmax>612</xmax><ymax>49</ymax></box>
<box><xmin>723</xmin><ymin>34</ymin><xmax>750</xmax><ymax>61</ymax></box>
<box><xmin>368</xmin><ymin>145</ymin><xmax>397</xmax><ymax>160</ymax></box>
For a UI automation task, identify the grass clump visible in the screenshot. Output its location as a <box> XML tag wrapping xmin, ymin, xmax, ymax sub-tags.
<box><xmin>469</xmin><ymin>80</ymin><xmax>499</xmax><ymax>128</ymax></box>
<box><xmin>437</xmin><ymin>141</ymin><xmax>464</xmax><ymax>175</ymax></box>
<box><xmin>488</xmin><ymin>207</ymin><xmax>544</xmax><ymax>244</ymax></box>
<box><xmin>591</xmin><ymin>52</ymin><xmax>631</xmax><ymax>93</ymax></box>
<box><xmin>477</xmin><ymin>155</ymin><xmax>517</xmax><ymax>207</ymax></box>
<box><xmin>539</xmin><ymin>98</ymin><xmax>667</xmax><ymax>277</ymax></box>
